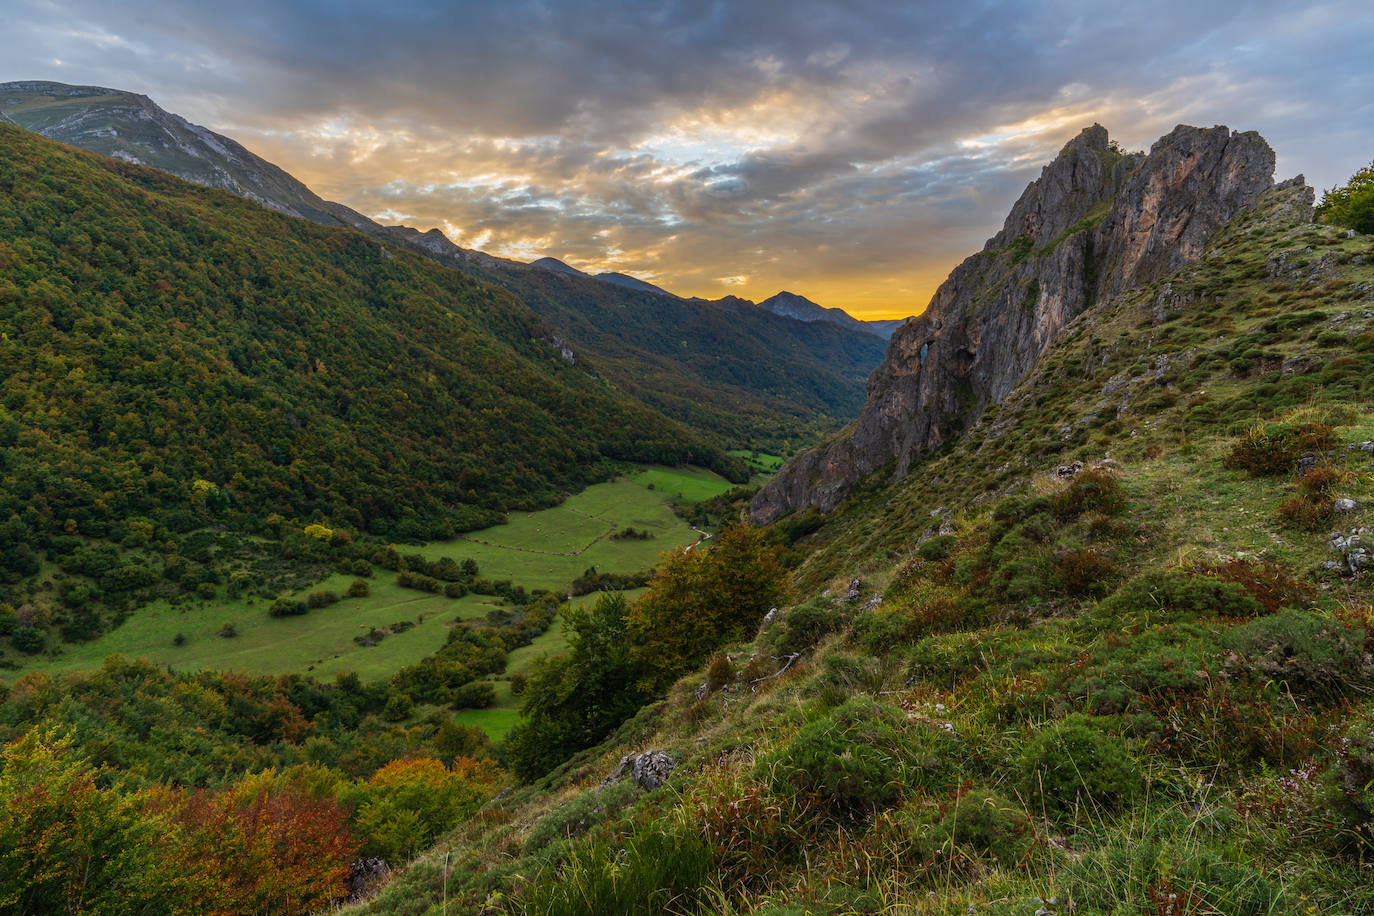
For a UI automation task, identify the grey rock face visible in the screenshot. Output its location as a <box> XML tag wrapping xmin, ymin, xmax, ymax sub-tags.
<box><xmin>751</xmin><ymin>124</ymin><xmax>1279</xmax><ymax>524</ymax></box>
<box><xmin>602</xmin><ymin>750</ymin><xmax>676</xmax><ymax>790</ymax></box>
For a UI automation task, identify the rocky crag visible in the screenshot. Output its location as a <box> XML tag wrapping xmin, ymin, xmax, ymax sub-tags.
<box><xmin>752</xmin><ymin>124</ymin><xmax>1279</xmax><ymax>523</ymax></box>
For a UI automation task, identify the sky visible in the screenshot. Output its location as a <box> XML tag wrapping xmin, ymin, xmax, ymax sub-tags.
<box><xmin>2</xmin><ymin>1</ymin><xmax>1372</xmax><ymax>319</ymax></box>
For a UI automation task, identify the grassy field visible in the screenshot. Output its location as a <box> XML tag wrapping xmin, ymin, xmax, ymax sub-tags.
<box><xmin>728</xmin><ymin>449</ymin><xmax>785</xmax><ymax>474</ymax></box>
<box><xmin>15</xmin><ymin>467</ymin><xmax>734</xmax><ymax>685</ymax></box>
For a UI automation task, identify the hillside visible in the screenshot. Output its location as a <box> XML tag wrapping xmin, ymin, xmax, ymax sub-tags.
<box><xmin>0</xmin><ymin>80</ymin><xmax>380</xmax><ymax>232</ymax></box>
<box><xmin>342</xmin><ymin>130</ymin><xmax>1374</xmax><ymax>915</ymax></box>
<box><xmin>0</xmin><ymin>81</ymin><xmax>888</xmax><ymax>451</ymax></box>
<box><xmin>0</xmin><ymin>122</ymin><xmax>752</xmax><ymax>650</ymax></box>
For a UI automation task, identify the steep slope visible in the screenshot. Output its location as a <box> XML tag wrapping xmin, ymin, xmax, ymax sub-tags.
<box><xmin>759</xmin><ymin>290</ymin><xmax>908</xmax><ymax>339</ymax></box>
<box><xmin>753</xmin><ymin>124</ymin><xmax>1276</xmax><ymax>522</ymax></box>
<box><xmin>424</xmin><ymin>261</ymin><xmax>886</xmax><ymax>447</ymax></box>
<box><xmin>0</xmin><ymin>122</ymin><xmax>732</xmax><ymax>552</ymax></box>
<box><xmin>1</xmin><ymin>81</ymin><xmax>887</xmax><ymax>450</ymax></box>
<box><xmin>347</xmin><ymin>152</ymin><xmax>1374</xmax><ymax>916</ymax></box>
<box><xmin>0</xmin><ymin>80</ymin><xmax>378</xmax><ymax>231</ymax></box>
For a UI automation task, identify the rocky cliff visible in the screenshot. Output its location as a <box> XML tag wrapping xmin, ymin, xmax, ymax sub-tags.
<box><xmin>751</xmin><ymin>124</ymin><xmax>1277</xmax><ymax>523</ymax></box>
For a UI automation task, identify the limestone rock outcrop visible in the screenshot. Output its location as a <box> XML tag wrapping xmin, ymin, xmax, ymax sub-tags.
<box><xmin>752</xmin><ymin>124</ymin><xmax>1277</xmax><ymax>524</ymax></box>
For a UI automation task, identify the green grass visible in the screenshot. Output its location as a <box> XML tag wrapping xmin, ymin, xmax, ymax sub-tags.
<box><xmin>728</xmin><ymin>449</ymin><xmax>785</xmax><ymax>473</ymax></box>
<box><xmin>451</xmin><ymin>707</ymin><xmax>523</xmax><ymax>742</ymax></box>
<box><xmin>12</xmin><ymin>469</ymin><xmax>728</xmax><ymax>684</ymax></box>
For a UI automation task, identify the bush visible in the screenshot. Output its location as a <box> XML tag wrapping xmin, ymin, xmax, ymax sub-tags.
<box><xmin>382</xmin><ymin>691</ymin><xmax>414</xmax><ymax>722</ymax></box>
<box><xmin>762</xmin><ymin>696</ymin><xmax>908</xmax><ymax>819</ymax></box>
<box><xmin>1316</xmin><ymin>162</ymin><xmax>1374</xmax><ymax>234</ymax></box>
<box><xmin>916</xmin><ymin>535</ymin><xmax>957</xmax><ymax>561</ymax></box>
<box><xmin>769</xmin><ymin>598</ymin><xmax>846</xmax><ymax>655</ymax></box>
<box><xmin>268</xmin><ymin>597</ymin><xmax>308</xmax><ymax>618</ymax></box>
<box><xmin>1092</xmin><ymin>570</ymin><xmax>1262</xmax><ymax>632</ymax></box>
<box><xmin>217</xmin><ymin>622</ymin><xmax>237</xmax><ymax>638</ymax></box>
<box><xmin>305</xmin><ymin>590</ymin><xmax>338</xmax><ymax>609</ymax></box>
<box><xmin>1018</xmin><ymin>714</ymin><xmax>1142</xmax><ymax>819</ymax></box>
<box><xmin>1050</xmin><ymin>468</ymin><xmax>1125</xmax><ymax>519</ymax></box>
<box><xmin>706</xmin><ymin>654</ymin><xmax>735</xmax><ymax>693</ymax></box>
<box><xmin>936</xmin><ymin>788</ymin><xmax>1033</xmax><ymax>865</ymax></box>
<box><xmin>347</xmin><ymin>579</ymin><xmax>370</xmax><ymax>598</ymax></box>
<box><xmin>11</xmin><ymin>625</ymin><xmax>45</xmax><ymax>654</ymax></box>
<box><xmin>1191</xmin><ymin>558</ymin><xmax>1311</xmax><ymax>614</ymax></box>
<box><xmin>1225</xmin><ymin>609</ymin><xmax>1369</xmax><ymax>702</ymax></box>
<box><xmin>450</xmin><ymin>680</ymin><xmax>496</xmax><ymax>709</ymax></box>
<box><xmin>1051</xmin><ymin>547</ymin><xmax>1117</xmax><ymax>597</ymax></box>
<box><xmin>1224</xmin><ymin>421</ymin><xmax>1336</xmax><ymax>475</ymax></box>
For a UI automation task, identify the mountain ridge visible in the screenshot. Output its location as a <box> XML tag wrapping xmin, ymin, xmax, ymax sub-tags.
<box><xmin>752</xmin><ymin>123</ymin><xmax>1281</xmax><ymax>523</ymax></box>
<box><xmin>0</xmin><ymin>80</ymin><xmax>887</xmax><ymax>450</ymax></box>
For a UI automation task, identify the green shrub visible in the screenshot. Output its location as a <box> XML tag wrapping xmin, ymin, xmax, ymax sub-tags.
<box><xmin>854</xmin><ymin>597</ymin><xmax>962</xmax><ymax>654</ymax></box>
<box><xmin>1316</xmin><ymin>162</ymin><xmax>1374</xmax><ymax>234</ymax></box>
<box><xmin>450</xmin><ymin>680</ymin><xmax>496</xmax><ymax>709</ymax></box>
<box><xmin>305</xmin><ymin>589</ymin><xmax>338</xmax><ymax>609</ymax></box>
<box><xmin>1225</xmin><ymin>609</ymin><xmax>1369</xmax><ymax>702</ymax></box>
<box><xmin>1018</xmin><ymin>714</ymin><xmax>1142</xmax><ymax>819</ymax></box>
<box><xmin>937</xmin><ymin>788</ymin><xmax>1033</xmax><ymax>865</ymax></box>
<box><xmin>916</xmin><ymin>535</ymin><xmax>957</xmax><ymax>561</ymax></box>
<box><xmin>347</xmin><ymin>578</ymin><xmax>370</xmax><ymax>598</ymax></box>
<box><xmin>382</xmin><ymin>691</ymin><xmax>414</xmax><ymax>722</ymax></box>
<box><xmin>762</xmin><ymin>695</ymin><xmax>908</xmax><ymax>818</ymax></box>
<box><xmin>770</xmin><ymin>598</ymin><xmax>846</xmax><ymax>655</ymax></box>
<box><xmin>268</xmin><ymin>597</ymin><xmax>308</xmax><ymax>617</ymax></box>
<box><xmin>522</xmin><ymin>778</ymin><xmax>642</xmax><ymax>856</ymax></box>
<box><xmin>1050</xmin><ymin>468</ymin><xmax>1125</xmax><ymax>518</ymax></box>
<box><xmin>11</xmin><ymin>625</ymin><xmax>45</xmax><ymax>654</ymax></box>
<box><xmin>1223</xmin><ymin>421</ymin><xmax>1335</xmax><ymax>475</ymax></box>
<box><xmin>1092</xmin><ymin>570</ymin><xmax>1262</xmax><ymax>632</ymax></box>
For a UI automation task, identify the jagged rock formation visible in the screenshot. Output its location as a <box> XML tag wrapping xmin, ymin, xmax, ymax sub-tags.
<box><xmin>752</xmin><ymin>124</ymin><xmax>1278</xmax><ymax>523</ymax></box>
<box><xmin>601</xmin><ymin>750</ymin><xmax>676</xmax><ymax>790</ymax></box>
<box><xmin>0</xmin><ymin>80</ymin><xmax>379</xmax><ymax>232</ymax></box>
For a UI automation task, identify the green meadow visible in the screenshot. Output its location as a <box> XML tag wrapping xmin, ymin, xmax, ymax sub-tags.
<box><xmin>15</xmin><ymin>467</ymin><xmax>732</xmax><ymax>685</ymax></box>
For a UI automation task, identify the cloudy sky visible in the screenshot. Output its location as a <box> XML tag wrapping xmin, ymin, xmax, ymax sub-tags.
<box><xmin>2</xmin><ymin>1</ymin><xmax>1371</xmax><ymax>318</ymax></box>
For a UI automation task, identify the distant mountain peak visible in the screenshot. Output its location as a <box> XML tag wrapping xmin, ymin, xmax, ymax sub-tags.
<box><xmin>758</xmin><ymin>290</ymin><xmax>909</xmax><ymax>339</ymax></box>
<box><xmin>530</xmin><ymin>257</ymin><xmax>589</xmax><ymax>277</ymax></box>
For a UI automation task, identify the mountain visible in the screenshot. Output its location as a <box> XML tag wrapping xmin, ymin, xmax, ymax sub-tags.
<box><xmin>529</xmin><ymin>258</ymin><xmax>677</xmax><ymax>296</ymax></box>
<box><xmin>452</xmin><ymin>257</ymin><xmax>889</xmax><ymax>445</ymax></box>
<box><xmin>0</xmin><ymin>121</ymin><xmax>738</xmax><ymax>552</ymax></box>
<box><xmin>0</xmin><ymin>81</ymin><xmax>887</xmax><ymax>450</ymax></box>
<box><xmin>350</xmin><ymin>128</ymin><xmax>1374</xmax><ymax>915</ymax></box>
<box><xmin>529</xmin><ymin>256</ymin><xmax>587</xmax><ymax>277</ymax></box>
<box><xmin>752</xmin><ymin>124</ymin><xmax>1277</xmax><ymax>523</ymax></box>
<box><xmin>758</xmin><ymin>290</ymin><xmax>910</xmax><ymax>339</ymax></box>
<box><xmin>592</xmin><ymin>271</ymin><xmax>675</xmax><ymax>296</ymax></box>
<box><xmin>0</xmin><ymin>80</ymin><xmax>379</xmax><ymax>232</ymax></box>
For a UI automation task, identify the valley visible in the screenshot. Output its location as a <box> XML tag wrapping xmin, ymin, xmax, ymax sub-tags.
<box><xmin>1</xmin><ymin>21</ymin><xmax>1373</xmax><ymax>916</ymax></box>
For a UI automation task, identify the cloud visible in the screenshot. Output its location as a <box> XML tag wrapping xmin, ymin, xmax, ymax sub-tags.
<box><xmin>1</xmin><ymin>0</ymin><xmax>1371</xmax><ymax>316</ymax></box>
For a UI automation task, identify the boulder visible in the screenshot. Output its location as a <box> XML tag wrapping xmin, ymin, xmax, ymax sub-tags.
<box><xmin>602</xmin><ymin>750</ymin><xmax>676</xmax><ymax>790</ymax></box>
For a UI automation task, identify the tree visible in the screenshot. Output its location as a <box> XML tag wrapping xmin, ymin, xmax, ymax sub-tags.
<box><xmin>628</xmin><ymin>524</ymin><xmax>789</xmax><ymax>679</ymax></box>
<box><xmin>506</xmin><ymin>593</ymin><xmax>648</xmax><ymax>780</ymax></box>
<box><xmin>1316</xmin><ymin>162</ymin><xmax>1374</xmax><ymax>234</ymax></box>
